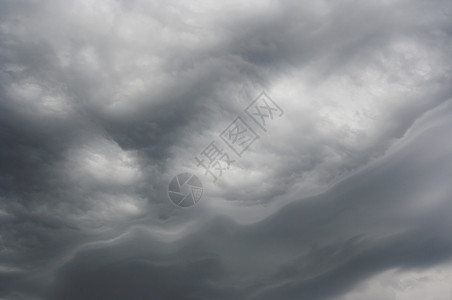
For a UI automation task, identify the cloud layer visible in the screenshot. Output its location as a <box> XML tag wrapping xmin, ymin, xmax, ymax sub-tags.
<box><xmin>1</xmin><ymin>0</ymin><xmax>451</xmax><ymax>299</ymax></box>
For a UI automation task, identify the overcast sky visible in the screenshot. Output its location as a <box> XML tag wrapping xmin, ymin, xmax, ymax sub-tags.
<box><xmin>1</xmin><ymin>0</ymin><xmax>452</xmax><ymax>299</ymax></box>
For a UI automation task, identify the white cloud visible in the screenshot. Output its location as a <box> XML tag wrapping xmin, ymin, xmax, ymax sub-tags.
<box><xmin>339</xmin><ymin>264</ymin><xmax>452</xmax><ymax>300</ymax></box>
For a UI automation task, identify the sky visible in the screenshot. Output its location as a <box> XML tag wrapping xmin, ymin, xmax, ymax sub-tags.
<box><xmin>0</xmin><ymin>0</ymin><xmax>452</xmax><ymax>299</ymax></box>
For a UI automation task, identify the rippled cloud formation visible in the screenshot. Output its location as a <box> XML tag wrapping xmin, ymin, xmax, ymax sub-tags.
<box><xmin>1</xmin><ymin>0</ymin><xmax>452</xmax><ymax>299</ymax></box>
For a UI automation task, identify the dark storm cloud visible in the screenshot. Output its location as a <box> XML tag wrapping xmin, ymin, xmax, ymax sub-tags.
<box><xmin>41</xmin><ymin>100</ymin><xmax>452</xmax><ymax>300</ymax></box>
<box><xmin>0</xmin><ymin>0</ymin><xmax>451</xmax><ymax>299</ymax></box>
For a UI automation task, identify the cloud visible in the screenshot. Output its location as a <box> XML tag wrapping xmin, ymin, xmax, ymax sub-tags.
<box><xmin>0</xmin><ymin>0</ymin><xmax>451</xmax><ymax>299</ymax></box>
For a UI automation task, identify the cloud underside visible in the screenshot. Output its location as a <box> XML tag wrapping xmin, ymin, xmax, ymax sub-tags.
<box><xmin>0</xmin><ymin>0</ymin><xmax>451</xmax><ymax>299</ymax></box>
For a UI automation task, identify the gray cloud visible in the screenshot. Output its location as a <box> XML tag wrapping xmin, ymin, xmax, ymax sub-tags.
<box><xmin>0</xmin><ymin>0</ymin><xmax>451</xmax><ymax>299</ymax></box>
